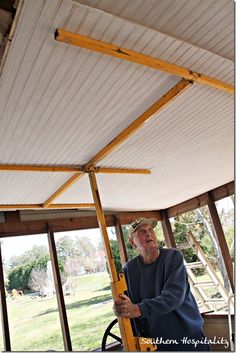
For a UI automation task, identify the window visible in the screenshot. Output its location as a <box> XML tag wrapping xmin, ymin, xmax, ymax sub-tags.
<box><xmin>171</xmin><ymin>205</ymin><xmax>232</xmax><ymax>311</ymax></box>
<box><xmin>1</xmin><ymin>234</ymin><xmax>64</xmax><ymax>351</ymax></box>
<box><xmin>215</xmin><ymin>195</ymin><xmax>234</xmax><ymax>263</ymax></box>
<box><xmin>54</xmin><ymin>228</ymin><xmax>116</xmax><ymax>350</ymax></box>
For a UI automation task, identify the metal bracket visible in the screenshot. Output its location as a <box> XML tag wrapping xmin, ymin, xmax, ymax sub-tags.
<box><xmin>111</xmin><ymin>273</ymin><xmax>127</xmax><ymax>297</ymax></box>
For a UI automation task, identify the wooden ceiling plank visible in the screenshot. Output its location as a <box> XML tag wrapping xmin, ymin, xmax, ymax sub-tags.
<box><xmin>55</xmin><ymin>29</ymin><xmax>234</xmax><ymax>94</ymax></box>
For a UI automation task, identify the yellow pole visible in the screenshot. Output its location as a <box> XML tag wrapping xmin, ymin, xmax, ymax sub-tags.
<box><xmin>88</xmin><ymin>172</ymin><xmax>138</xmax><ymax>351</ymax></box>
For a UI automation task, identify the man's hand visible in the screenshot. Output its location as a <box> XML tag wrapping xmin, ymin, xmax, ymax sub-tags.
<box><xmin>113</xmin><ymin>294</ymin><xmax>141</xmax><ymax>318</ymax></box>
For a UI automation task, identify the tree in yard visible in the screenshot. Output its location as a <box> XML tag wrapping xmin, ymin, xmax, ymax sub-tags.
<box><xmin>74</xmin><ymin>236</ymin><xmax>96</xmax><ymax>258</ymax></box>
<box><xmin>110</xmin><ymin>239</ymin><xmax>123</xmax><ymax>273</ymax></box>
<box><xmin>65</xmin><ymin>256</ymin><xmax>82</xmax><ymax>277</ymax></box>
<box><xmin>29</xmin><ymin>268</ymin><xmax>47</xmax><ymax>292</ymax></box>
<box><xmin>8</xmin><ymin>245</ymin><xmax>48</xmax><ymax>269</ymax></box>
<box><xmin>56</xmin><ymin>235</ymin><xmax>96</xmax><ymax>273</ymax></box>
<box><xmin>172</xmin><ymin>212</ymin><xmax>201</xmax><ymax>264</ymax></box>
<box><xmin>8</xmin><ymin>262</ymin><xmax>34</xmax><ymax>291</ymax></box>
<box><xmin>63</xmin><ymin>256</ymin><xmax>82</xmax><ymax>294</ymax></box>
<box><xmin>84</xmin><ymin>257</ymin><xmax>95</xmax><ymax>273</ymax></box>
<box><xmin>56</xmin><ymin>236</ymin><xmax>78</xmax><ymax>262</ymax></box>
<box><xmin>94</xmin><ymin>250</ymin><xmax>106</xmax><ymax>272</ymax></box>
<box><xmin>7</xmin><ymin>254</ymin><xmax>65</xmax><ymax>291</ymax></box>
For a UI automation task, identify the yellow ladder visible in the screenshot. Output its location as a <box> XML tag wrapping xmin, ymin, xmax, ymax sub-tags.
<box><xmin>178</xmin><ymin>232</ymin><xmax>233</xmax><ymax>313</ymax></box>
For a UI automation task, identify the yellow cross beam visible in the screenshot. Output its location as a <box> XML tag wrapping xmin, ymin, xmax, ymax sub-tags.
<box><xmin>86</xmin><ymin>167</ymin><xmax>151</xmax><ymax>174</ymax></box>
<box><xmin>55</xmin><ymin>28</ymin><xmax>233</xmax><ymax>94</ymax></box>
<box><xmin>42</xmin><ymin>79</ymin><xmax>190</xmax><ymax>207</ymax></box>
<box><xmin>0</xmin><ymin>203</ymin><xmax>95</xmax><ymax>210</ymax></box>
<box><xmin>43</xmin><ymin>173</ymin><xmax>84</xmax><ymax>208</ymax></box>
<box><xmin>0</xmin><ymin>165</ymin><xmax>150</xmax><ymax>175</ymax></box>
<box><xmin>85</xmin><ymin>79</ymin><xmax>191</xmax><ymax>168</ymax></box>
<box><xmin>0</xmin><ymin>165</ymin><xmax>83</xmax><ymax>172</ymax></box>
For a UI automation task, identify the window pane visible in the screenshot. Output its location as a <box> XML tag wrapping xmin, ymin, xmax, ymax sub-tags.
<box><xmin>55</xmin><ymin>228</ymin><xmax>117</xmax><ymax>351</ymax></box>
<box><xmin>1</xmin><ymin>234</ymin><xmax>64</xmax><ymax>351</ymax></box>
<box><xmin>170</xmin><ymin>206</ymin><xmax>231</xmax><ymax>312</ymax></box>
<box><xmin>215</xmin><ymin>195</ymin><xmax>234</xmax><ymax>262</ymax></box>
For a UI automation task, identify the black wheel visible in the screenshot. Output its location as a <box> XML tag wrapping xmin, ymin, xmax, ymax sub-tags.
<box><xmin>101</xmin><ymin>318</ymin><xmax>122</xmax><ymax>351</ymax></box>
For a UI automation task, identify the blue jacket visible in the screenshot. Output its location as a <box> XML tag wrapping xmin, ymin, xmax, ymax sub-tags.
<box><xmin>123</xmin><ymin>248</ymin><xmax>204</xmax><ymax>340</ymax></box>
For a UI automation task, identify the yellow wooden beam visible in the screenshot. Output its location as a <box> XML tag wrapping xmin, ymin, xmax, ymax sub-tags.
<box><xmin>88</xmin><ymin>172</ymin><xmax>140</xmax><ymax>351</ymax></box>
<box><xmin>48</xmin><ymin>203</ymin><xmax>94</xmax><ymax>209</ymax></box>
<box><xmin>0</xmin><ymin>204</ymin><xmax>41</xmax><ymax>209</ymax></box>
<box><xmin>89</xmin><ymin>167</ymin><xmax>151</xmax><ymax>174</ymax></box>
<box><xmin>0</xmin><ymin>203</ymin><xmax>94</xmax><ymax>210</ymax></box>
<box><xmin>0</xmin><ymin>165</ymin><xmax>150</xmax><ymax>175</ymax></box>
<box><xmin>43</xmin><ymin>173</ymin><xmax>84</xmax><ymax>208</ymax></box>
<box><xmin>88</xmin><ymin>172</ymin><xmax>119</xmax><ymax>281</ymax></box>
<box><xmin>85</xmin><ymin>79</ymin><xmax>191</xmax><ymax>168</ymax></box>
<box><xmin>0</xmin><ymin>164</ymin><xmax>83</xmax><ymax>173</ymax></box>
<box><xmin>41</xmin><ymin>168</ymin><xmax>150</xmax><ymax>209</ymax></box>
<box><xmin>55</xmin><ymin>29</ymin><xmax>234</xmax><ymax>94</ymax></box>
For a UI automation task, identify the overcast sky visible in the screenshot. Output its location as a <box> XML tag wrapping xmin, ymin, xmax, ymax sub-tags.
<box><xmin>1</xmin><ymin>228</ymin><xmax>115</xmax><ymax>262</ymax></box>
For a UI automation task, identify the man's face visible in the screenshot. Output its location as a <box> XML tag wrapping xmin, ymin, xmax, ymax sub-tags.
<box><xmin>130</xmin><ymin>223</ymin><xmax>158</xmax><ymax>253</ymax></box>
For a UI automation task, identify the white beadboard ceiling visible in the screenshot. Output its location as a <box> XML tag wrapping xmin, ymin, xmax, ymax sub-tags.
<box><xmin>0</xmin><ymin>172</ymin><xmax>75</xmax><ymax>204</ymax></box>
<box><xmin>77</xmin><ymin>0</ymin><xmax>234</xmax><ymax>61</ymax></box>
<box><xmin>0</xmin><ymin>0</ymin><xmax>234</xmax><ymax>211</ymax></box>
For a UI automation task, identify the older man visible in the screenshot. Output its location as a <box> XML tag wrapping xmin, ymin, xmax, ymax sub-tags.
<box><xmin>113</xmin><ymin>217</ymin><xmax>210</xmax><ymax>351</ymax></box>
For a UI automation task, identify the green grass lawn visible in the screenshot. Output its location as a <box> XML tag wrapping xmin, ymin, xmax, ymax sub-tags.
<box><xmin>0</xmin><ymin>271</ymin><xmax>228</xmax><ymax>351</ymax></box>
<box><xmin>0</xmin><ymin>272</ymin><xmax>119</xmax><ymax>351</ymax></box>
